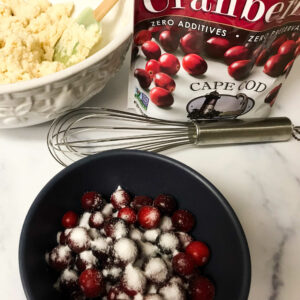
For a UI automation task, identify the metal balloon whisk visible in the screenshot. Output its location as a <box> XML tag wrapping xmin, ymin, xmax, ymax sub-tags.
<box><xmin>47</xmin><ymin>107</ymin><xmax>300</xmax><ymax>166</ymax></box>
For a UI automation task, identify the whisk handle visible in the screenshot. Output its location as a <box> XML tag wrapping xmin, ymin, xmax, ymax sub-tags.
<box><xmin>191</xmin><ymin>117</ymin><xmax>293</xmax><ymax>146</ymax></box>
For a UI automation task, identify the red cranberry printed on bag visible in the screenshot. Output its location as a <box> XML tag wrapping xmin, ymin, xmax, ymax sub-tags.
<box><xmin>128</xmin><ymin>0</ymin><xmax>300</xmax><ymax>121</ymax></box>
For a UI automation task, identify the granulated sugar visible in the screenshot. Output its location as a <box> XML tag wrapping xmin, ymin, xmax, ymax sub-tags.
<box><xmin>144</xmin><ymin>229</ymin><xmax>161</xmax><ymax>243</ymax></box>
<box><xmin>159</xmin><ymin>283</ymin><xmax>186</xmax><ymax>300</ymax></box>
<box><xmin>160</xmin><ymin>216</ymin><xmax>173</xmax><ymax>232</ymax></box>
<box><xmin>68</xmin><ymin>227</ymin><xmax>90</xmax><ymax>248</ymax></box>
<box><xmin>114</xmin><ymin>238</ymin><xmax>138</xmax><ymax>263</ymax></box>
<box><xmin>79</xmin><ymin>212</ymin><xmax>91</xmax><ymax>229</ymax></box>
<box><xmin>90</xmin><ymin>236</ymin><xmax>110</xmax><ymax>253</ymax></box>
<box><xmin>144</xmin><ymin>257</ymin><xmax>168</xmax><ymax>283</ymax></box>
<box><xmin>102</xmin><ymin>203</ymin><xmax>114</xmax><ymax>217</ymax></box>
<box><xmin>79</xmin><ymin>250</ymin><xmax>98</xmax><ymax>267</ymax></box>
<box><xmin>123</xmin><ymin>264</ymin><xmax>146</xmax><ymax>293</ymax></box>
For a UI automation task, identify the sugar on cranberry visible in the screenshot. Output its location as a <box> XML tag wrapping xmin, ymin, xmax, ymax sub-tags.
<box><xmin>144</xmin><ymin>294</ymin><xmax>163</xmax><ymax>300</ymax></box>
<box><xmin>172</xmin><ymin>209</ymin><xmax>195</xmax><ymax>232</ymax></box>
<box><xmin>172</xmin><ymin>252</ymin><xmax>195</xmax><ymax>276</ymax></box>
<box><xmin>186</xmin><ymin>241</ymin><xmax>210</xmax><ymax>266</ymax></box>
<box><xmin>157</xmin><ymin>232</ymin><xmax>180</xmax><ymax>254</ymax></box>
<box><xmin>159</xmin><ymin>282</ymin><xmax>186</xmax><ymax>300</ymax></box>
<box><xmin>110</xmin><ymin>186</ymin><xmax>131</xmax><ymax>210</ymax></box>
<box><xmin>118</xmin><ymin>207</ymin><xmax>137</xmax><ymax>224</ymax></box>
<box><xmin>102</xmin><ymin>203</ymin><xmax>114</xmax><ymax>218</ymax></box>
<box><xmin>90</xmin><ymin>236</ymin><xmax>111</xmax><ymax>262</ymax></box>
<box><xmin>67</xmin><ymin>227</ymin><xmax>90</xmax><ymax>253</ymax></box>
<box><xmin>144</xmin><ymin>228</ymin><xmax>161</xmax><ymax>243</ymax></box>
<box><xmin>189</xmin><ymin>276</ymin><xmax>215</xmax><ymax>300</ymax></box>
<box><xmin>104</xmin><ymin>218</ymin><xmax>129</xmax><ymax>239</ymax></box>
<box><xmin>79</xmin><ymin>268</ymin><xmax>104</xmax><ymax>298</ymax></box>
<box><xmin>138</xmin><ymin>206</ymin><xmax>161</xmax><ymax>229</ymax></box>
<box><xmin>78</xmin><ymin>212</ymin><xmax>91</xmax><ymax>229</ymax></box>
<box><xmin>137</xmin><ymin>241</ymin><xmax>159</xmax><ymax>258</ymax></box>
<box><xmin>144</xmin><ymin>257</ymin><xmax>169</xmax><ymax>284</ymax></box>
<box><xmin>62</xmin><ymin>211</ymin><xmax>79</xmax><ymax>228</ymax></box>
<box><xmin>159</xmin><ymin>216</ymin><xmax>173</xmax><ymax>232</ymax></box>
<box><xmin>153</xmin><ymin>194</ymin><xmax>177</xmax><ymax>215</ymax></box>
<box><xmin>129</xmin><ymin>228</ymin><xmax>144</xmax><ymax>241</ymax></box>
<box><xmin>176</xmin><ymin>232</ymin><xmax>193</xmax><ymax>249</ymax></box>
<box><xmin>108</xmin><ymin>285</ymin><xmax>131</xmax><ymax>300</ymax></box>
<box><xmin>89</xmin><ymin>211</ymin><xmax>104</xmax><ymax>229</ymax></box>
<box><xmin>81</xmin><ymin>191</ymin><xmax>105</xmax><ymax>212</ymax></box>
<box><xmin>113</xmin><ymin>238</ymin><xmax>138</xmax><ymax>264</ymax></box>
<box><xmin>48</xmin><ymin>245</ymin><xmax>73</xmax><ymax>271</ymax></box>
<box><xmin>102</xmin><ymin>265</ymin><xmax>123</xmax><ymax>283</ymax></box>
<box><xmin>88</xmin><ymin>228</ymin><xmax>101</xmax><ymax>240</ymax></box>
<box><xmin>76</xmin><ymin>250</ymin><xmax>98</xmax><ymax>272</ymax></box>
<box><xmin>121</xmin><ymin>264</ymin><xmax>147</xmax><ymax>296</ymax></box>
<box><xmin>131</xmin><ymin>196</ymin><xmax>153</xmax><ymax>211</ymax></box>
<box><xmin>58</xmin><ymin>268</ymin><xmax>79</xmax><ymax>293</ymax></box>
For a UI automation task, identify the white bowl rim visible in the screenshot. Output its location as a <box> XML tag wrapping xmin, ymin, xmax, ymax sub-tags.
<box><xmin>0</xmin><ymin>24</ymin><xmax>132</xmax><ymax>94</ymax></box>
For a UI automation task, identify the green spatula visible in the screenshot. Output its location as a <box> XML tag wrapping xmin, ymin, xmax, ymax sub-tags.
<box><xmin>54</xmin><ymin>0</ymin><xmax>119</xmax><ymax>66</ymax></box>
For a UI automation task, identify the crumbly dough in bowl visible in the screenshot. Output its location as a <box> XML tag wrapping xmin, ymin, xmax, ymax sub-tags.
<box><xmin>0</xmin><ymin>0</ymin><xmax>101</xmax><ymax>84</ymax></box>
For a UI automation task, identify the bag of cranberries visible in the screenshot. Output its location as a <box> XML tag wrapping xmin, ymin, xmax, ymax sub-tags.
<box><xmin>128</xmin><ymin>0</ymin><xmax>300</xmax><ymax>121</ymax></box>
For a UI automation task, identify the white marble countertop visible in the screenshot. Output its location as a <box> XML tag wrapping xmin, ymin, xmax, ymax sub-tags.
<box><xmin>0</xmin><ymin>53</ymin><xmax>299</xmax><ymax>299</ymax></box>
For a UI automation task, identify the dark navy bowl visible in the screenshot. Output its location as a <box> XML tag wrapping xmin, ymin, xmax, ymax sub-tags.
<box><xmin>19</xmin><ymin>150</ymin><xmax>251</xmax><ymax>300</ymax></box>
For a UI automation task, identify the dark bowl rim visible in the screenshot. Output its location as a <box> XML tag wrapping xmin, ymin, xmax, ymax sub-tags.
<box><xmin>18</xmin><ymin>149</ymin><xmax>251</xmax><ymax>299</ymax></box>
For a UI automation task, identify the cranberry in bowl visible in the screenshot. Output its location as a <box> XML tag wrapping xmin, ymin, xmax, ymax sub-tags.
<box><xmin>19</xmin><ymin>150</ymin><xmax>251</xmax><ymax>300</ymax></box>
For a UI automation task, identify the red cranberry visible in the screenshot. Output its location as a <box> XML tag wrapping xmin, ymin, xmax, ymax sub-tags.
<box><xmin>224</xmin><ymin>45</ymin><xmax>250</xmax><ymax>65</ymax></box>
<box><xmin>48</xmin><ymin>245</ymin><xmax>73</xmax><ymax>271</ymax></box>
<box><xmin>291</xmin><ymin>32</ymin><xmax>300</xmax><ymax>41</ymax></box>
<box><xmin>118</xmin><ymin>207</ymin><xmax>137</xmax><ymax>224</ymax></box>
<box><xmin>172</xmin><ymin>209</ymin><xmax>195</xmax><ymax>232</ymax></box>
<box><xmin>182</xmin><ymin>54</ymin><xmax>207</xmax><ymax>76</ymax></box>
<box><xmin>295</xmin><ymin>45</ymin><xmax>300</xmax><ymax>57</ymax></box>
<box><xmin>59</xmin><ymin>269</ymin><xmax>79</xmax><ymax>294</ymax></box>
<box><xmin>134</xmin><ymin>69</ymin><xmax>152</xmax><ymax>89</ymax></box>
<box><xmin>158</xmin><ymin>53</ymin><xmax>180</xmax><ymax>75</ymax></box>
<box><xmin>296</xmin><ymin>37</ymin><xmax>300</xmax><ymax>46</ymax></box>
<box><xmin>180</xmin><ymin>32</ymin><xmax>203</xmax><ymax>54</ymax></box>
<box><xmin>142</xmin><ymin>41</ymin><xmax>161</xmax><ymax>60</ymax></box>
<box><xmin>131</xmin><ymin>45</ymin><xmax>139</xmax><ymax>62</ymax></box>
<box><xmin>190</xmin><ymin>276</ymin><xmax>215</xmax><ymax>300</ymax></box>
<box><xmin>149</xmin><ymin>26</ymin><xmax>164</xmax><ymax>39</ymax></box>
<box><xmin>59</xmin><ymin>231</ymin><xmax>67</xmax><ymax>245</ymax></box>
<box><xmin>186</xmin><ymin>241</ymin><xmax>210</xmax><ymax>266</ymax></box>
<box><xmin>153</xmin><ymin>194</ymin><xmax>177</xmax><ymax>214</ymax></box>
<box><xmin>150</xmin><ymin>87</ymin><xmax>174</xmax><ymax>107</ymax></box>
<box><xmin>172</xmin><ymin>252</ymin><xmax>195</xmax><ymax>276</ymax></box>
<box><xmin>228</xmin><ymin>60</ymin><xmax>253</xmax><ymax>80</ymax></box>
<box><xmin>62</xmin><ymin>211</ymin><xmax>79</xmax><ymax>228</ymax></box>
<box><xmin>108</xmin><ymin>285</ymin><xmax>129</xmax><ymax>300</ymax></box>
<box><xmin>104</xmin><ymin>218</ymin><xmax>129</xmax><ymax>239</ymax></box>
<box><xmin>79</xmin><ymin>269</ymin><xmax>104</xmax><ymax>298</ymax></box>
<box><xmin>131</xmin><ymin>196</ymin><xmax>153</xmax><ymax>211</ymax></box>
<box><xmin>255</xmin><ymin>48</ymin><xmax>269</xmax><ymax>66</ymax></box>
<box><xmin>278</xmin><ymin>40</ymin><xmax>297</xmax><ymax>59</ymax></box>
<box><xmin>154</xmin><ymin>72</ymin><xmax>176</xmax><ymax>92</ymax></box>
<box><xmin>264</xmin><ymin>84</ymin><xmax>282</xmax><ymax>107</ymax></box>
<box><xmin>138</xmin><ymin>206</ymin><xmax>161</xmax><ymax>229</ymax></box>
<box><xmin>110</xmin><ymin>188</ymin><xmax>131</xmax><ymax>210</ymax></box>
<box><xmin>134</xmin><ymin>30</ymin><xmax>152</xmax><ymax>46</ymax></box>
<box><xmin>67</xmin><ymin>227</ymin><xmax>90</xmax><ymax>253</ymax></box>
<box><xmin>159</xmin><ymin>30</ymin><xmax>180</xmax><ymax>52</ymax></box>
<box><xmin>81</xmin><ymin>191</ymin><xmax>105</xmax><ymax>212</ymax></box>
<box><xmin>89</xmin><ymin>211</ymin><xmax>104</xmax><ymax>229</ymax></box>
<box><xmin>270</xmin><ymin>35</ymin><xmax>287</xmax><ymax>53</ymax></box>
<box><xmin>263</xmin><ymin>54</ymin><xmax>289</xmax><ymax>77</ymax></box>
<box><xmin>284</xmin><ymin>60</ymin><xmax>294</xmax><ymax>78</ymax></box>
<box><xmin>145</xmin><ymin>59</ymin><xmax>161</xmax><ymax>78</ymax></box>
<box><xmin>205</xmin><ymin>37</ymin><xmax>230</xmax><ymax>58</ymax></box>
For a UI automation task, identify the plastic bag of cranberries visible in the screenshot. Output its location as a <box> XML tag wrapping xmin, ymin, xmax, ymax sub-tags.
<box><xmin>128</xmin><ymin>0</ymin><xmax>300</xmax><ymax>121</ymax></box>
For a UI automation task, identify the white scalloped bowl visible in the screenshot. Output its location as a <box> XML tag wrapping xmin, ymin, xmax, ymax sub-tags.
<box><xmin>0</xmin><ymin>0</ymin><xmax>133</xmax><ymax>128</ymax></box>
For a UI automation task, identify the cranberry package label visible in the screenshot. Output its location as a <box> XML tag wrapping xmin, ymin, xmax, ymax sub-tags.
<box><xmin>128</xmin><ymin>0</ymin><xmax>300</xmax><ymax>121</ymax></box>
